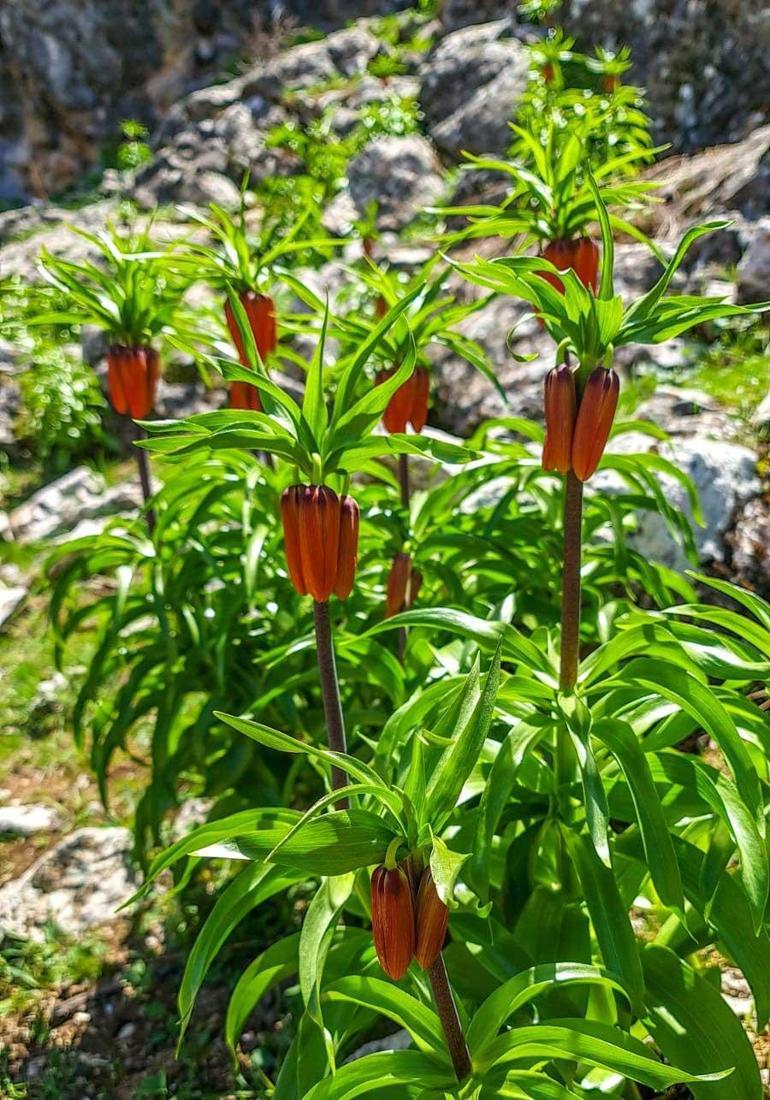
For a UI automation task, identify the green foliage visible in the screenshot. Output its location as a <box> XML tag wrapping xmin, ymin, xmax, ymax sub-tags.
<box><xmin>115</xmin><ymin>119</ymin><xmax>153</xmax><ymax>172</ymax></box>
<box><xmin>15</xmin><ymin>346</ymin><xmax>107</xmax><ymax>468</ymax></box>
<box><xmin>19</xmin><ymin>13</ymin><xmax>770</xmax><ymax>1098</ymax></box>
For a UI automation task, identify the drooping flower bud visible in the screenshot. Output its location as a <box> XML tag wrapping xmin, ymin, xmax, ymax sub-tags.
<box><xmin>224</xmin><ymin>291</ymin><xmax>277</xmax><ymax>413</ymax></box>
<box><xmin>571</xmin><ymin>366</ymin><xmax>620</xmax><ymax>481</ymax></box>
<box><xmin>298</xmin><ymin>485</ymin><xmax>341</xmax><ymax>603</ymax></box>
<box><xmin>280</xmin><ymin>485</ymin><xmax>307</xmax><ymax>596</ymax></box>
<box><xmin>371</xmin><ymin>864</ymin><xmax>415</xmax><ymax>981</ymax></box>
<box><xmin>333</xmin><ymin>495</ymin><xmax>360</xmax><ymax>600</ymax></box>
<box><xmin>571</xmin><ymin>238</ymin><xmax>600</xmax><ymax>293</ymax></box>
<box><xmin>106</xmin><ymin>346</ymin><xmax>160</xmax><ymax>419</ymax></box>
<box><xmin>378</xmin><ymin>369</ymin><xmax>413</xmax><ymax>434</ymax></box>
<box><xmin>385</xmin><ymin>552</ymin><xmax>421</xmax><ymax>618</ymax></box>
<box><xmin>540</xmin><ymin>238</ymin><xmax>600</xmax><ymax>294</ymax></box>
<box><xmin>280</xmin><ymin>485</ymin><xmax>360</xmax><ymax>602</ymax></box>
<box><xmin>410</xmin><ymin>368</ymin><xmax>430</xmax><ymax>432</ymax></box>
<box><xmin>414</xmin><ymin>869</ymin><xmax>449</xmax><ymax>970</ymax></box>
<box><xmin>377</xmin><ymin>368</ymin><xmax>431</xmax><ymax>434</ymax></box>
<box><xmin>542</xmin><ymin>364</ymin><xmax>577</xmax><ymax>475</ymax></box>
<box><xmin>229</xmin><ymin>381</ymin><xmax>262</xmax><ymax>411</ymax></box>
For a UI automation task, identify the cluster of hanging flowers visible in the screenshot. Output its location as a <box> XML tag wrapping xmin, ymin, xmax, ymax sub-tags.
<box><xmin>106</xmin><ymin>346</ymin><xmax>160</xmax><ymax>419</ymax></box>
<box><xmin>542</xmin><ymin>363</ymin><xmax>619</xmax><ymax>481</ymax></box>
<box><xmin>385</xmin><ymin>552</ymin><xmax>422</xmax><ymax>618</ymax></box>
<box><xmin>224</xmin><ymin>290</ymin><xmax>277</xmax><ymax>411</ymax></box>
<box><xmin>539</xmin><ymin>237</ymin><xmax>600</xmax><ymax>295</ymax></box>
<box><xmin>376</xmin><ymin>367</ymin><xmax>430</xmax><ymax>434</ymax></box>
<box><xmin>280</xmin><ymin>485</ymin><xmax>360</xmax><ymax>602</ymax></box>
<box><xmin>371</xmin><ymin>863</ymin><xmax>448</xmax><ymax>980</ymax></box>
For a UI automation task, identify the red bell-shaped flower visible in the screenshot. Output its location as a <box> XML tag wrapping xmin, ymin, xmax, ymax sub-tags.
<box><xmin>224</xmin><ymin>290</ymin><xmax>277</xmax><ymax>413</ymax></box>
<box><xmin>106</xmin><ymin>345</ymin><xmax>160</xmax><ymax>419</ymax></box>
<box><xmin>571</xmin><ymin>366</ymin><xmax>620</xmax><ymax>481</ymax></box>
<box><xmin>377</xmin><ymin>367</ymin><xmax>430</xmax><ymax>434</ymax></box>
<box><xmin>371</xmin><ymin>864</ymin><xmax>416</xmax><ymax>981</ymax></box>
<box><xmin>542</xmin><ymin>364</ymin><xmax>577</xmax><ymax>475</ymax></box>
<box><xmin>280</xmin><ymin>485</ymin><xmax>360</xmax><ymax>602</ymax></box>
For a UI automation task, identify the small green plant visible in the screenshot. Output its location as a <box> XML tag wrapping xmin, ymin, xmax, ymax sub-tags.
<box><xmin>15</xmin><ymin>347</ymin><xmax>108</xmax><ymax>470</ymax></box>
<box><xmin>115</xmin><ymin>119</ymin><xmax>153</xmax><ymax>173</ymax></box>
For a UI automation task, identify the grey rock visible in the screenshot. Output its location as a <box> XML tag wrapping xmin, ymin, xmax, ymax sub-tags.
<box><xmin>0</xmin><ymin>805</ymin><xmax>62</xmax><ymax>837</ymax></box>
<box><xmin>728</xmin><ymin>495</ymin><xmax>770</xmax><ymax>598</ymax></box>
<box><xmin>154</xmin><ymin>379</ymin><xmax>226</xmax><ymax>419</ymax></box>
<box><xmin>0</xmin><ymin>381</ymin><xmax>20</xmax><ymax>450</ymax></box>
<box><xmin>751</xmin><ymin>390</ymin><xmax>770</xmax><ymax>431</ymax></box>
<box><xmin>599</xmin><ymin>431</ymin><xmax>760</xmax><ymax>571</ymax></box>
<box><xmin>0</xmin><ymin>584</ymin><xmax>27</xmax><ymax>631</ymax></box>
<box><xmin>420</xmin><ymin>20</ymin><xmax>527</xmax><ymax>158</ymax></box>
<box><xmin>557</xmin><ymin>1</ymin><xmax>770</xmax><ymax>154</ymax></box>
<box><xmin>243</xmin><ymin>26</ymin><xmax>381</xmax><ymax>101</ymax></box>
<box><xmin>0</xmin><ymin>826</ymin><xmax>136</xmax><ymax>939</ymax></box>
<box><xmin>440</xmin><ymin>0</ymin><xmax>516</xmax><ymax>32</ymax></box>
<box><xmin>643</xmin><ymin>125</ymin><xmax>770</xmax><ymax>234</ymax></box>
<box><xmin>346</xmin><ymin>135</ymin><xmax>445</xmax><ymax>231</ymax></box>
<box><xmin>9</xmin><ymin>466</ymin><xmax>143</xmax><ymax>542</ymax></box>
<box><xmin>184</xmin><ymin>170</ymin><xmax>241</xmax><ymax>210</ymax></box>
<box><xmin>736</xmin><ymin>217</ymin><xmax>770</xmax><ymax>305</ymax></box>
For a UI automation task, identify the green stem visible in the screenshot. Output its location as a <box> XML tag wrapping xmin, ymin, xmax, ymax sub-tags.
<box><xmin>428</xmin><ymin>954</ymin><xmax>471</xmax><ymax>1082</ymax></box>
<box><xmin>312</xmin><ymin>600</ymin><xmax>349</xmax><ymax>808</ymax></box>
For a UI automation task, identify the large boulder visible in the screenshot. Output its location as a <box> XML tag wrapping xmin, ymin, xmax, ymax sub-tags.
<box><xmin>736</xmin><ymin>217</ymin><xmax>770</xmax><ymax>305</ymax></box>
<box><xmin>557</xmin><ymin>0</ymin><xmax>770</xmax><ymax>153</ymax></box>
<box><xmin>344</xmin><ymin>135</ymin><xmax>446</xmax><ymax>232</ymax></box>
<box><xmin>420</xmin><ymin>20</ymin><xmax>528</xmax><ymax>159</ymax></box>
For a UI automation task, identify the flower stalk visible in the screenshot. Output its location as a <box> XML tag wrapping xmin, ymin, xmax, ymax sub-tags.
<box><xmin>312</xmin><ymin>599</ymin><xmax>349</xmax><ymax>807</ymax></box>
<box><xmin>428</xmin><ymin>954</ymin><xmax>471</xmax><ymax>1082</ymax></box>
<box><xmin>559</xmin><ymin>471</ymin><xmax>584</xmax><ymax>692</ymax></box>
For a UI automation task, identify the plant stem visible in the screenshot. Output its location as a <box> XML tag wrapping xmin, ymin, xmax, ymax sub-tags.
<box><xmin>559</xmin><ymin>471</ymin><xmax>583</xmax><ymax>692</ymax></box>
<box><xmin>398</xmin><ymin>453</ymin><xmax>410</xmax><ymax>509</ymax></box>
<box><xmin>428</xmin><ymin>954</ymin><xmax>471</xmax><ymax>1082</ymax></box>
<box><xmin>312</xmin><ymin>600</ymin><xmax>349</xmax><ymax>808</ymax></box>
<box><xmin>134</xmin><ymin>427</ymin><xmax>156</xmax><ymax>535</ymax></box>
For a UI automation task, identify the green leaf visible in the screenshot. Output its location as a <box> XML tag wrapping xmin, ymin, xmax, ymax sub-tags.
<box><xmin>468</xmin><ymin>962</ymin><xmax>631</xmax><ymax>1057</ymax></box>
<box><xmin>429</xmin><ymin>834</ymin><xmax>469</xmax><ymax>909</ymax></box>
<box><xmin>641</xmin><ymin>945</ymin><xmax>761</xmax><ymax>1099</ymax></box>
<box><xmin>303</xmin><ymin>1050</ymin><xmax>454</xmax><ymax>1099</ymax></box>
<box><xmin>426</xmin><ymin>645</ymin><xmax>502</xmax><ymax>829</ymax></box>
<box><xmin>225</xmin><ymin>933</ymin><xmax>300</xmax><ymax>1055</ymax></box>
<box><xmin>562</xmin><ymin>831</ymin><xmax>645</xmax><ymax>1010</ymax></box>
<box><xmin>325</xmin><ymin>976</ymin><xmax>446</xmax><ymax>1056</ymax></box>
<box><xmin>592</xmin><ymin>717</ymin><xmax>683</xmax><ymax>908</ymax></box>
<box><xmin>177</xmin><ymin>863</ymin><xmax>298</xmax><ymax>1044</ymax></box>
<box><xmin>479</xmin><ymin>1019</ymin><xmax>730</xmax><ymax>1087</ymax></box>
<box><xmin>300</xmin><ymin>874</ymin><xmax>354</xmax><ymax>1071</ymax></box>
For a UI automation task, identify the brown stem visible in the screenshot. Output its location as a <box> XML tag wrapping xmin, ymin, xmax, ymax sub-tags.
<box><xmin>398</xmin><ymin>452</ymin><xmax>410</xmax><ymax>510</ymax></box>
<box><xmin>428</xmin><ymin>954</ymin><xmax>471</xmax><ymax>1082</ymax></box>
<box><xmin>134</xmin><ymin>428</ymin><xmax>156</xmax><ymax>535</ymax></box>
<box><xmin>559</xmin><ymin>471</ymin><xmax>583</xmax><ymax>692</ymax></box>
<box><xmin>312</xmin><ymin>600</ymin><xmax>349</xmax><ymax>807</ymax></box>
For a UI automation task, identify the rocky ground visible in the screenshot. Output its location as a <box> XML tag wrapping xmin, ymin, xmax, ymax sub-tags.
<box><xmin>1</xmin><ymin>2</ymin><xmax>769</xmax><ymax>1097</ymax></box>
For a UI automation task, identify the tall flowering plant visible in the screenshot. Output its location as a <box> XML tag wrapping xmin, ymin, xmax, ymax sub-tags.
<box><xmin>36</xmin><ymin>224</ymin><xmax>193</xmax><ymax>529</ymax></box>
<box><xmin>183</xmin><ymin>197</ymin><xmax>341</xmax><ymax>411</ymax></box>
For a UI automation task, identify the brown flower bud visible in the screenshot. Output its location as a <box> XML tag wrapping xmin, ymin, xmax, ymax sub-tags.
<box><xmin>377</xmin><ymin>368</ymin><xmax>431</xmax><ymax>434</ymax></box>
<box><xmin>298</xmin><ymin>485</ymin><xmax>341</xmax><ymax>602</ymax></box>
<box><xmin>224</xmin><ymin>291</ymin><xmax>277</xmax><ymax>366</ymax></box>
<box><xmin>280</xmin><ymin>485</ymin><xmax>360</xmax><ymax>602</ymax></box>
<box><xmin>542</xmin><ymin>364</ymin><xmax>577</xmax><ymax>475</ymax></box>
<box><xmin>106</xmin><ymin>346</ymin><xmax>160</xmax><ymax>419</ymax></box>
<box><xmin>571</xmin><ymin>366</ymin><xmax>620</xmax><ymax>481</ymax></box>
<box><xmin>371</xmin><ymin>864</ymin><xmax>416</xmax><ymax>981</ymax></box>
<box><xmin>385</xmin><ymin>552</ymin><xmax>420</xmax><ymax>618</ymax></box>
<box><xmin>333</xmin><ymin>495</ymin><xmax>360</xmax><ymax>600</ymax></box>
<box><xmin>280</xmin><ymin>485</ymin><xmax>307</xmax><ymax>597</ymax></box>
<box><xmin>414</xmin><ymin>869</ymin><xmax>449</xmax><ymax>970</ymax></box>
<box><xmin>540</xmin><ymin>237</ymin><xmax>600</xmax><ymax>294</ymax></box>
